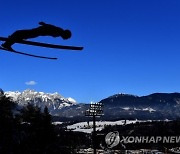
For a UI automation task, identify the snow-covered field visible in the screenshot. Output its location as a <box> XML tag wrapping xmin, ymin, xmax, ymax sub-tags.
<box><xmin>65</xmin><ymin>120</ymin><xmax>154</xmax><ymax>133</ymax></box>
<box><xmin>53</xmin><ymin>119</ymin><xmax>171</xmax><ymax>133</ymax></box>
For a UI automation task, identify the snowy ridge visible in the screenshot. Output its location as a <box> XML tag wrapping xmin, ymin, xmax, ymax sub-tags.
<box><xmin>5</xmin><ymin>89</ymin><xmax>77</xmax><ymax>112</ymax></box>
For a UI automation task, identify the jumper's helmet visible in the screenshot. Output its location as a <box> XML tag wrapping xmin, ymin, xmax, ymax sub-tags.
<box><xmin>62</xmin><ymin>29</ymin><xmax>72</xmax><ymax>40</ymax></box>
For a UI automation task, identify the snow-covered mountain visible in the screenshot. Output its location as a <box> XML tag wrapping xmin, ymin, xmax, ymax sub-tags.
<box><xmin>5</xmin><ymin>89</ymin><xmax>77</xmax><ymax>115</ymax></box>
<box><xmin>99</xmin><ymin>93</ymin><xmax>180</xmax><ymax>120</ymax></box>
<box><xmin>4</xmin><ymin>90</ymin><xmax>180</xmax><ymax>121</ymax></box>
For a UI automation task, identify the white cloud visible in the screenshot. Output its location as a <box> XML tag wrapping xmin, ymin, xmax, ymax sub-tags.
<box><xmin>25</xmin><ymin>81</ymin><xmax>37</xmax><ymax>86</ymax></box>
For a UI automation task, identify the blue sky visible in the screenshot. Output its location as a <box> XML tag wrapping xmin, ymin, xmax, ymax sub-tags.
<box><xmin>1</xmin><ymin>0</ymin><xmax>180</xmax><ymax>103</ymax></box>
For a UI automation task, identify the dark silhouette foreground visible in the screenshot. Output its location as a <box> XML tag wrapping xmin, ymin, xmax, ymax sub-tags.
<box><xmin>0</xmin><ymin>90</ymin><xmax>89</xmax><ymax>154</ymax></box>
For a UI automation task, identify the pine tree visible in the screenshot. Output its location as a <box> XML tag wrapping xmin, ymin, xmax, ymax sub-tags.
<box><xmin>20</xmin><ymin>103</ymin><xmax>42</xmax><ymax>125</ymax></box>
<box><xmin>0</xmin><ymin>89</ymin><xmax>16</xmax><ymax>153</ymax></box>
<box><xmin>43</xmin><ymin>106</ymin><xmax>52</xmax><ymax>127</ymax></box>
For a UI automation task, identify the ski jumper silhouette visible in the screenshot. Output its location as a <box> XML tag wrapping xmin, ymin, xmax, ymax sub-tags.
<box><xmin>1</xmin><ymin>22</ymin><xmax>72</xmax><ymax>50</ymax></box>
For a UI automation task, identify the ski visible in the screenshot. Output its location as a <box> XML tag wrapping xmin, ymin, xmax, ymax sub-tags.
<box><xmin>0</xmin><ymin>37</ymin><xmax>83</xmax><ymax>51</ymax></box>
<box><xmin>0</xmin><ymin>47</ymin><xmax>57</xmax><ymax>60</ymax></box>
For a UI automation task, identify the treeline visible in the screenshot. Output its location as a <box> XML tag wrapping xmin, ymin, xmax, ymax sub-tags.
<box><xmin>0</xmin><ymin>90</ymin><xmax>90</xmax><ymax>154</ymax></box>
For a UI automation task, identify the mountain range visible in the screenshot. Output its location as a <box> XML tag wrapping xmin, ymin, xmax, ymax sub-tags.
<box><xmin>5</xmin><ymin>89</ymin><xmax>77</xmax><ymax>116</ymax></box>
<box><xmin>99</xmin><ymin>93</ymin><xmax>180</xmax><ymax>120</ymax></box>
<box><xmin>5</xmin><ymin>90</ymin><xmax>180</xmax><ymax>121</ymax></box>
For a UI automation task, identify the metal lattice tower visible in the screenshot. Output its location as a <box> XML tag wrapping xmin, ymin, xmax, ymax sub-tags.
<box><xmin>85</xmin><ymin>102</ymin><xmax>104</xmax><ymax>154</ymax></box>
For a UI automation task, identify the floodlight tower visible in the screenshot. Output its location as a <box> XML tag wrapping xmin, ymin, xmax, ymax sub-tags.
<box><xmin>85</xmin><ymin>102</ymin><xmax>103</xmax><ymax>154</ymax></box>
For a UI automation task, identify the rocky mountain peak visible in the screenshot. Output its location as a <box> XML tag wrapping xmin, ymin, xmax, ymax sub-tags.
<box><xmin>5</xmin><ymin>89</ymin><xmax>77</xmax><ymax>113</ymax></box>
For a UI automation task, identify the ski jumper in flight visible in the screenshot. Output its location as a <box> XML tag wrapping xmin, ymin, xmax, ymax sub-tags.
<box><xmin>1</xmin><ymin>22</ymin><xmax>72</xmax><ymax>50</ymax></box>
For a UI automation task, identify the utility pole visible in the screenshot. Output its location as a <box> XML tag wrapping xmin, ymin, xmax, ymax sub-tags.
<box><xmin>85</xmin><ymin>103</ymin><xmax>103</xmax><ymax>154</ymax></box>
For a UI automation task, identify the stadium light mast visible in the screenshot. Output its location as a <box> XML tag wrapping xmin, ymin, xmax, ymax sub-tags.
<box><xmin>85</xmin><ymin>102</ymin><xmax>103</xmax><ymax>154</ymax></box>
